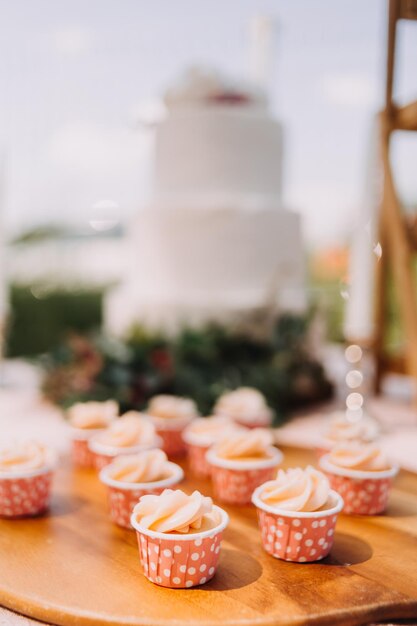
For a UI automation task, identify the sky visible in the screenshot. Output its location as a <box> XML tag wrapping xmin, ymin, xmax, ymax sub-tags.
<box><xmin>1</xmin><ymin>0</ymin><xmax>417</xmax><ymax>246</ymax></box>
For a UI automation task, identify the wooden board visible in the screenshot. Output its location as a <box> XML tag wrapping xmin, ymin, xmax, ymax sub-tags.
<box><xmin>1</xmin><ymin>447</ymin><xmax>417</xmax><ymax>626</ymax></box>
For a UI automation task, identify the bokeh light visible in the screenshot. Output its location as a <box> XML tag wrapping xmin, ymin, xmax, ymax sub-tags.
<box><xmin>346</xmin><ymin>392</ymin><xmax>364</xmax><ymax>410</ymax></box>
<box><xmin>345</xmin><ymin>344</ymin><xmax>363</xmax><ymax>363</ymax></box>
<box><xmin>346</xmin><ymin>369</ymin><xmax>363</xmax><ymax>388</ymax></box>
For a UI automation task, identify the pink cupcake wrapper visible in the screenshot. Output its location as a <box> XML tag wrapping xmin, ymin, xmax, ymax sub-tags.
<box><xmin>211</xmin><ymin>465</ymin><xmax>278</xmax><ymax>505</ymax></box>
<box><xmin>99</xmin><ymin>463</ymin><xmax>184</xmax><ymax>529</ymax></box>
<box><xmin>71</xmin><ymin>438</ymin><xmax>95</xmax><ymax>469</ymax></box>
<box><xmin>131</xmin><ymin>506</ymin><xmax>229</xmax><ymax>588</ymax></box>
<box><xmin>155</xmin><ymin>428</ymin><xmax>187</xmax><ymax>458</ymax></box>
<box><xmin>89</xmin><ymin>439</ymin><xmax>162</xmax><ymax>471</ymax></box>
<box><xmin>207</xmin><ymin>448</ymin><xmax>283</xmax><ymax>505</ymax></box>
<box><xmin>186</xmin><ymin>443</ymin><xmax>211</xmax><ymax>478</ymax></box>
<box><xmin>252</xmin><ymin>487</ymin><xmax>344</xmax><ymax>562</ymax></box>
<box><xmin>319</xmin><ymin>455</ymin><xmax>398</xmax><ymax>515</ymax></box>
<box><xmin>324</xmin><ymin>473</ymin><xmax>394</xmax><ymax>515</ymax></box>
<box><xmin>0</xmin><ymin>469</ymin><xmax>54</xmax><ymax>518</ymax></box>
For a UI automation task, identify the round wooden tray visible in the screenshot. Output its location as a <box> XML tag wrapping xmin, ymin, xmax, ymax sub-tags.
<box><xmin>1</xmin><ymin>447</ymin><xmax>417</xmax><ymax>626</ymax></box>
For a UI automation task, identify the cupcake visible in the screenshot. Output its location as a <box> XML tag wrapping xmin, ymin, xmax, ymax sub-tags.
<box><xmin>319</xmin><ymin>442</ymin><xmax>398</xmax><ymax>515</ymax></box>
<box><xmin>206</xmin><ymin>428</ymin><xmax>282</xmax><ymax>505</ymax></box>
<box><xmin>214</xmin><ymin>387</ymin><xmax>273</xmax><ymax>429</ymax></box>
<box><xmin>252</xmin><ymin>466</ymin><xmax>343</xmax><ymax>562</ymax></box>
<box><xmin>99</xmin><ymin>449</ymin><xmax>184</xmax><ymax>528</ymax></box>
<box><xmin>67</xmin><ymin>400</ymin><xmax>118</xmax><ymax>468</ymax></box>
<box><xmin>0</xmin><ymin>441</ymin><xmax>56</xmax><ymax>518</ymax></box>
<box><xmin>131</xmin><ymin>489</ymin><xmax>229</xmax><ymax>588</ymax></box>
<box><xmin>183</xmin><ymin>415</ymin><xmax>240</xmax><ymax>478</ymax></box>
<box><xmin>316</xmin><ymin>411</ymin><xmax>380</xmax><ymax>458</ymax></box>
<box><xmin>146</xmin><ymin>395</ymin><xmax>199</xmax><ymax>457</ymax></box>
<box><xmin>89</xmin><ymin>412</ymin><xmax>161</xmax><ymax>470</ymax></box>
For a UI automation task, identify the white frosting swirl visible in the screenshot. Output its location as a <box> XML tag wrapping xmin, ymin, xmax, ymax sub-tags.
<box><xmin>328</xmin><ymin>442</ymin><xmax>390</xmax><ymax>472</ymax></box>
<box><xmin>324</xmin><ymin>412</ymin><xmax>379</xmax><ymax>444</ymax></box>
<box><xmin>96</xmin><ymin>412</ymin><xmax>157</xmax><ymax>448</ymax></box>
<box><xmin>259</xmin><ymin>466</ymin><xmax>330</xmax><ymax>512</ymax></box>
<box><xmin>107</xmin><ymin>449</ymin><xmax>172</xmax><ymax>483</ymax></box>
<box><xmin>183</xmin><ymin>415</ymin><xmax>239</xmax><ymax>447</ymax></box>
<box><xmin>215</xmin><ymin>428</ymin><xmax>274</xmax><ymax>460</ymax></box>
<box><xmin>133</xmin><ymin>489</ymin><xmax>218</xmax><ymax>533</ymax></box>
<box><xmin>68</xmin><ymin>400</ymin><xmax>118</xmax><ymax>429</ymax></box>
<box><xmin>0</xmin><ymin>441</ymin><xmax>54</xmax><ymax>474</ymax></box>
<box><xmin>147</xmin><ymin>395</ymin><xmax>198</xmax><ymax>421</ymax></box>
<box><xmin>214</xmin><ymin>387</ymin><xmax>272</xmax><ymax>426</ymax></box>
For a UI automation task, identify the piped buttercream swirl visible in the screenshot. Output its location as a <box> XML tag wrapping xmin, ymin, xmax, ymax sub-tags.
<box><xmin>132</xmin><ymin>489</ymin><xmax>219</xmax><ymax>533</ymax></box>
<box><xmin>147</xmin><ymin>395</ymin><xmax>198</xmax><ymax>421</ymax></box>
<box><xmin>259</xmin><ymin>466</ymin><xmax>330</xmax><ymax>512</ymax></box>
<box><xmin>215</xmin><ymin>428</ymin><xmax>274</xmax><ymax>460</ymax></box>
<box><xmin>183</xmin><ymin>415</ymin><xmax>239</xmax><ymax>447</ymax></box>
<box><xmin>214</xmin><ymin>387</ymin><xmax>272</xmax><ymax>425</ymax></box>
<box><xmin>324</xmin><ymin>412</ymin><xmax>379</xmax><ymax>444</ymax></box>
<box><xmin>96</xmin><ymin>412</ymin><xmax>157</xmax><ymax>448</ymax></box>
<box><xmin>328</xmin><ymin>442</ymin><xmax>390</xmax><ymax>472</ymax></box>
<box><xmin>68</xmin><ymin>400</ymin><xmax>118</xmax><ymax>430</ymax></box>
<box><xmin>0</xmin><ymin>441</ymin><xmax>54</xmax><ymax>474</ymax></box>
<box><xmin>107</xmin><ymin>450</ymin><xmax>172</xmax><ymax>483</ymax></box>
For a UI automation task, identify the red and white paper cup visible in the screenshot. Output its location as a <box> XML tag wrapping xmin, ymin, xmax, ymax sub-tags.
<box><xmin>206</xmin><ymin>447</ymin><xmax>283</xmax><ymax>505</ymax></box>
<box><xmin>69</xmin><ymin>427</ymin><xmax>104</xmax><ymax>469</ymax></box>
<box><xmin>252</xmin><ymin>486</ymin><xmax>344</xmax><ymax>562</ymax></box>
<box><xmin>89</xmin><ymin>437</ymin><xmax>162</xmax><ymax>471</ymax></box>
<box><xmin>99</xmin><ymin>462</ymin><xmax>184</xmax><ymax>529</ymax></box>
<box><xmin>319</xmin><ymin>454</ymin><xmax>399</xmax><ymax>515</ymax></box>
<box><xmin>0</xmin><ymin>464</ymin><xmax>55</xmax><ymax>518</ymax></box>
<box><xmin>151</xmin><ymin>415</ymin><xmax>194</xmax><ymax>458</ymax></box>
<box><xmin>131</xmin><ymin>506</ymin><xmax>229</xmax><ymax>588</ymax></box>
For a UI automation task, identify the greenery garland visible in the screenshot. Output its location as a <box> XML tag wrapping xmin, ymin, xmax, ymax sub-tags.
<box><xmin>41</xmin><ymin>314</ymin><xmax>333</xmax><ymax>425</ymax></box>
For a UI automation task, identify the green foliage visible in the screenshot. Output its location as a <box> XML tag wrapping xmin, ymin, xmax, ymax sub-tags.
<box><xmin>41</xmin><ymin>315</ymin><xmax>333</xmax><ymax>425</ymax></box>
<box><xmin>7</xmin><ymin>285</ymin><xmax>104</xmax><ymax>357</ymax></box>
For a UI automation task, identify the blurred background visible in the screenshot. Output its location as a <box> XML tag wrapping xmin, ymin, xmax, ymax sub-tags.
<box><xmin>1</xmin><ymin>0</ymin><xmax>417</xmax><ymax>420</ymax></box>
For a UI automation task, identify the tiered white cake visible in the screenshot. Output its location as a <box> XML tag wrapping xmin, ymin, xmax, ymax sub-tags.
<box><xmin>106</xmin><ymin>68</ymin><xmax>305</xmax><ymax>334</ymax></box>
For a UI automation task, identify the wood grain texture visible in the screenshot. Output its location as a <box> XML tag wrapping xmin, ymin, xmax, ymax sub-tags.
<box><xmin>1</xmin><ymin>447</ymin><xmax>417</xmax><ymax>626</ymax></box>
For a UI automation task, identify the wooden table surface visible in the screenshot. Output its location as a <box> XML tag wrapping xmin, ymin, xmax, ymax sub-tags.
<box><xmin>1</xmin><ymin>446</ymin><xmax>417</xmax><ymax>626</ymax></box>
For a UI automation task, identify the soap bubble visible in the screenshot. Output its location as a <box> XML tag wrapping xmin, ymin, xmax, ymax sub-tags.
<box><xmin>346</xmin><ymin>370</ymin><xmax>363</xmax><ymax>389</ymax></box>
<box><xmin>373</xmin><ymin>242</ymin><xmax>382</xmax><ymax>260</ymax></box>
<box><xmin>345</xmin><ymin>344</ymin><xmax>363</xmax><ymax>363</ymax></box>
<box><xmin>346</xmin><ymin>392</ymin><xmax>364</xmax><ymax>410</ymax></box>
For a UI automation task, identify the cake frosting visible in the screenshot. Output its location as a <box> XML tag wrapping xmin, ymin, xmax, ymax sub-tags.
<box><xmin>132</xmin><ymin>488</ymin><xmax>220</xmax><ymax>533</ymax></box>
<box><xmin>328</xmin><ymin>442</ymin><xmax>391</xmax><ymax>472</ymax></box>
<box><xmin>215</xmin><ymin>428</ymin><xmax>274</xmax><ymax>461</ymax></box>
<box><xmin>214</xmin><ymin>387</ymin><xmax>272</xmax><ymax>426</ymax></box>
<box><xmin>68</xmin><ymin>400</ymin><xmax>118</xmax><ymax>430</ymax></box>
<box><xmin>107</xmin><ymin>450</ymin><xmax>171</xmax><ymax>483</ymax></box>
<box><xmin>96</xmin><ymin>412</ymin><xmax>157</xmax><ymax>448</ymax></box>
<box><xmin>183</xmin><ymin>415</ymin><xmax>239</xmax><ymax>446</ymax></box>
<box><xmin>0</xmin><ymin>442</ymin><xmax>54</xmax><ymax>474</ymax></box>
<box><xmin>147</xmin><ymin>395</ymin><xmax>198</xmax><ymax>421</ymax></box>
<box><xmin>324</xmin><ymin>412</ymin><xmax>379</xmax><ymax>444</ymax></box>
<box><xmin>259</xmin><ymin>466</ymin><xmax>330</xmax><ymax>512</ymax></box>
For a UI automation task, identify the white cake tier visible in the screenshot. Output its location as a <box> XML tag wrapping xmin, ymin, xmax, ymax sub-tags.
<box><xmin>153</xmin><ymin>107</ymin><xmax>283</xmax><ymax>207</ymax></box>
<box><xmin>105</xmin><ymin>207</ymin><xmax>305</xmax><ymax>334</ymax></box>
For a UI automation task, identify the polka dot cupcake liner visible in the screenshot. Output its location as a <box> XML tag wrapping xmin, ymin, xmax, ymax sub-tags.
<box><xmin>131</xmin><ymin>506</ymin><xmax>229</xmax><ymax>588</ymax></box>
<box><xmin>252</xmin><ymin>487</ymin><xmax>344</xmax><ymax>562</ymax></box>
<box><xmin>206</xmin><ymin>448</ymin><xmax>283</xmax><ymax>505</ymax></box>
<box><xmin>0</xmin><ymin>467</ymin><xmax>54</xmax><ymax>518</ymax></box>
<box><xmin>319</xmin><ymin>455</ymin><xmax>399</xmax><ymax>515</ymax></box>
<box><xmin>185</xmin><ymin>443</ymin><xmax>211</xmax><ymax>479</ymax></box>
<box><xmin>88</xmin><ymin>438</ymin><xmax>163</xmax><ymax>471</ymax></box>
<box><xmin>70</xmin><ymin>428</ymin><xmax>104</xmax><ymax>469</ymax></box>
<box><xmin>99</xmin><ymin>463</ymin><xmax>184</xmax><ymax>529</ymax></box>
<box><xmin>152</xmin><ymin>416</ymin><xmax>195</xmax><ymax>458</ymax></box>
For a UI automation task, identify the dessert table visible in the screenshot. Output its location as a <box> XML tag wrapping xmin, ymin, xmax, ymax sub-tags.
<box><xmin>1</xmin><ymin>387</ymin><xmax>417</xmax><ymax>626</ymax></box>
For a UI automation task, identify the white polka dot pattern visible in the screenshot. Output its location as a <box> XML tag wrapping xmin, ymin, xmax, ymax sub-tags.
<box><xmin>211</xmin><ymin>465</ymin><xmax>278</xmax><ymax>505</ymax></box>
<box><xmin>256</xmin><ymin>508</ymin><xmax>339</xmax><ymax>562</ymax></box>
<box><xmin>71</xmin><ymin>438</ymin><xmax>95</xmax><ymax>469</ymax></box>
<box><xmin>154</xmin><ymin>428</ymin><xmax>187</xmax><ymax>458</ymax></box>
<box><xmin>0</xmin><ymin>471</ymin><xmax>53</xmax><ymax>518</ymax></box>
<box><xmin>135</xmin><ymin>529</ymin><xmax>223</xmax><ymax>588</ymax></box>
<box><xmin>186</xmin><ymin>443</ymin><xmax>211</xmax><ymax>478</ymax></box>
<box><xmin>106</xmin><ymin>484</ymin><xmax>179</xmax><ymax>529</ymax></box>
<box><xmin>324</xmin><ymin>473</ymin><xmax>393</xmax><ymax>515</ymax></box>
